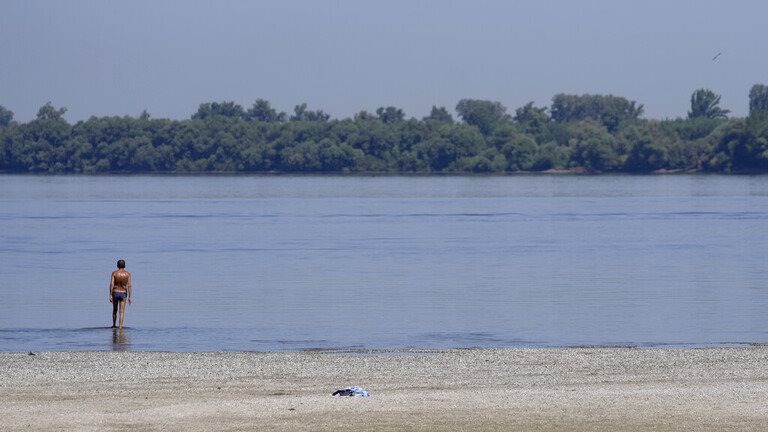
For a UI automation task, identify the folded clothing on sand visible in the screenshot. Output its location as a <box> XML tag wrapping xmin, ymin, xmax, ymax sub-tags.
<box><xmin>331</xmin><ymin>386</ymin><xmax>370</xmax><ymax>397</ymax></box>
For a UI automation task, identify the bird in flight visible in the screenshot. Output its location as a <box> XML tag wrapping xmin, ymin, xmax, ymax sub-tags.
<box><xmin>712</xmin><ymin>52</ymin><xmax>722</xmax><ymax>61</ymax></box>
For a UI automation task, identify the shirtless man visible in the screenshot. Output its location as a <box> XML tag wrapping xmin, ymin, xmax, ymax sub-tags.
<box><xmin>109</xmin><ymin>259</ymin><xmax>132</xmax><ymax>329</ymax></box>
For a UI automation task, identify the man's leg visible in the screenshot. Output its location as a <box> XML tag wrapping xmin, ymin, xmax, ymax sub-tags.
<box><xmin>118</xmin><ymin>299</ymin><xmax>126</xmax><ymax>329</ymax></box>
<box><xmin>112</xmin><ymin>298</ymin><xmax>118</xmax><ymax>328</ymax></box>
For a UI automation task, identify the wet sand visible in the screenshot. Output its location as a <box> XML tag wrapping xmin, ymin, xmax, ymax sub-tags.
<box><xmin>2</xmin><ymin>348</ymin><xmax>768</xmax><ymax>431</ymax></box>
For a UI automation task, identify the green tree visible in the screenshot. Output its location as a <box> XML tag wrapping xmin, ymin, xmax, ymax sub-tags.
<box><xmin>192</xmin><ymin>101</ymin><xmax>246</xmax><ymax>120</ymax></box>
<box><xmin>550</xmin><ymin>94</ymin><xmax>643</xmax><ymax>131</ymax></box>
<box><xmin>445</xmin><ymin>123</ymin><xmax>485</xmax><ymax>158</ymax></box>
<box><xmin>0</xmin><ymin>123</ymin><xmax>14</xmax><ymax>168</ymax></box>
<box><xmin>345</xmin><ymin>119</ymin><xmax>398</xmax><ymax>168</ymax></box>
<box><xmin>319</xmin><ymin>140</ymin><xmax>363</xmax><ymax>171</ymax></box>
<box><xmin>531</xmin><ymin>141</ymin><xmax>570</xmax><ymax>171</ymax></box>
<box><xmin>490</xmin><ymin>124</ymin><xmax>537</xmax><ymax>171</ymax></box>
<box><xmin>455</xmin><ymin>99</ymin><xmax>510</xmax><ymax>135</ymax></box>
<box><xmin>397</xmin><ymin>118</ymin><xmax>429</xmax><ymax>153</ymax></box>
<box><xmin>659</xmin><ymin>117</ymin><xmax>725</xmax><ymax>141</ymax></box>
<box><xmin>514</xmin><ymin>102</ymin><xmax>550</xmax><ymax>142</ymax></box>
<box><xmin>623</xmin><ymin>124</ymin><xmax>670</xmax><ymax>172</ymax></box>
<box><xmin>247</xmin><ymin>99</ymin><xmax>286</xmax><ymax>122</ymax></box>
<box><xmin>290</xmin><ymin>103</ymin><xmax>331</xmax><ymax>122</ymax></box>
<box><xmin>414</xmin><ymin>137</ymin><xmax>458</xmax><ymax>171</ymax></box>
<box><xmin>749</xmin><ymin>84</ymin><xmax>768</xmax><ymax>113</ymax></box>
<box><xmin>453</xmin><ymin>155</ymin><xmax>496</xmax><ymax>173</ymax></box>
<box><xmin>353</xmin><ymin>110</ymin><xmax>377</xmax><ymax>121</ymax></box>
<box><xmin>567</xmin><ymin>121</ymin><xmax>619</xmax><ymax>172</ymax></box>
<box><xmin>375</xmin><ymin>106</ymin><xmax>405</xmax><ymax>124</ymax></box>
<box><xmin>599</xmin><ymin>96</ymin><xmax>644</xmax><ymax>131</ymax></box>
<box><xmin>707</xmin><ymin>113</ymin><xmax>768</xmax><ymax>172</ymax></box>
<box><xmin>667</xmin><ymin>139</ymin><xmax>709</xmax><ymax>171</ymax></box>
<box><xmin>413</xmin><ymin>124</ymin><xmax>483</xmax><ymax>171</ymax></box>
<box><xmin>423</xmin><ymin>106</ymin><xmax>454</xmax><ymax>124</ymax></box>
<box><xmin>0</xmin><ymin>105</ymin><xmax>14</xmax><ymax>127</ymax></box>
<box><xmin>11</xmin><ymin>102</ymin><xmax>71</xmax><ymax>172</ymax></box>
<box><xmin>501</xmin><ymin>134</ymin><xmax>537</xmax><ymax>171</ymax></box>
<box><xmin>688</xmin><ymin>88</ymin><xmax>729</xmax><ymax>119</ymax></box>
<box><xmin>514</xmin><ymin>102</ymin><xmax>548</xmax><ymax>125</ymax></box>
<box><xmin>36</xmin><ymin>102</ymin><xmax>67</xmax><ymax>121</ymax></box>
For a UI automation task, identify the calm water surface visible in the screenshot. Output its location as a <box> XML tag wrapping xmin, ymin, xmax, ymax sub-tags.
<box><xmin>1</xmin><ymin>175</ymin><xmax>767</xmax><ymax>351</ymax></box>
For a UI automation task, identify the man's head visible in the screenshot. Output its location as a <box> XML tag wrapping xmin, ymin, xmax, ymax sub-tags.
<box><xmin>117</xmin><ymin>259</ymin><xmax>126</xmax><ymax>269</ymax></box>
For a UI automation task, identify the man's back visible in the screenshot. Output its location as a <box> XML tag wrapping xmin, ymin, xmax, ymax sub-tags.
<box><xmin>112</xmin><ymin>269</ymin><xmax>130</xmax><ymax>290</ymax></box>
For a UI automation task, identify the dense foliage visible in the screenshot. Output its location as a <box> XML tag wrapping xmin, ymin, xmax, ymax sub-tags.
<box><xmin>2</xmin><ymin>88</ymin><xmax>768</xmax><ymax>174</ymax></box>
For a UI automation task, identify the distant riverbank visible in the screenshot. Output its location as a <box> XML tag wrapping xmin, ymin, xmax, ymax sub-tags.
<box><xmin>2</xmin><ymin>348</ymin><xmax>768</xmax><ymax>431</ymax></box>
<box><xmin>0</xmin><ymin>166</ymin><xmax>717</xmax><ymax>175</ymax></box>
<box><xmin>3</xmin><ymin>95</ymin><xmax>768</xmax><ymax>175</ymax></box>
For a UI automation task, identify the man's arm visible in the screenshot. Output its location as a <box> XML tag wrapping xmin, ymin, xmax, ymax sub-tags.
<box><xmin>127</xmin><ymin>272</ymin><xmax>132</xmax><ymax>304</ymax></box>
<box><xmin>109</xmin><ymin>272</ymin><xmax>115</xmax><ymax>303</ymax></box>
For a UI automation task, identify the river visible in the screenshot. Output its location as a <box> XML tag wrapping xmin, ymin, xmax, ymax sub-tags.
<box><xmin>1</xmin><ymin>174</ymin><xmax>767</xmax><ymax>351</ymax></box>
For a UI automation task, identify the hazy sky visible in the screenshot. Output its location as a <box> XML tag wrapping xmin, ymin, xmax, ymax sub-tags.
<box><xmin>2</xmin><ymin>0</ymin><xmax>766</xmax><ymax>123</ymax></box>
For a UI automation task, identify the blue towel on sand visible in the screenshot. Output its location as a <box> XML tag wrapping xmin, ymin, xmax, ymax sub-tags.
<box><xmin>332</xmin><ymin>386</ymin><xmax>370</xmax><ymax>397</ymax></box>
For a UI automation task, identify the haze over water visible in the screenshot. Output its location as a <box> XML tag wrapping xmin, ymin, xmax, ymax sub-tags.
<box><xmin>1</xmin><ymin>175</ymin><xmax>767</xmax><ymax>351</ymax></box>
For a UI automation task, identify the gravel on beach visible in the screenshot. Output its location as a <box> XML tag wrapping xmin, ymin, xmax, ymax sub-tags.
<box><xmin>2</xmin><ymin>348</ymin><xmax>768</xmax><ymax>431</ymax></box>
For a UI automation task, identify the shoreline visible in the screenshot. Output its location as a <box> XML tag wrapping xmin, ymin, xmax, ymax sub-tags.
<box><xmin>3</xmin><ymin>347</ymin><xmax>768</xmax><ymax>431</ymax></box>
<box><xmin>4</xmin><ymin>339</ymin><xmax>768</xmax><ymax>354</ymax></box>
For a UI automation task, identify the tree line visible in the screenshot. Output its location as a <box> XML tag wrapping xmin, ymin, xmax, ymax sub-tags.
<box><xmin>1</xmin><ymin>85</ymin><xmax>767</xmax><ymax>174</ymax></box>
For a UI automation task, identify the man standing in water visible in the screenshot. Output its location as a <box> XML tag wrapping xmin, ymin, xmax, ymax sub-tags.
<box><xmin>109</xmin><ymin>259</ymin><xmax>132</xmax><ymax>328</ymax></box>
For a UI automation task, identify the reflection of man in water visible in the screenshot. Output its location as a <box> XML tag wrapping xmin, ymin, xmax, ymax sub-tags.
<box><xmin>109</xmin><ymin>259</ymin><xmax>132</xmax><ymax>328</ymax></box>
<box><xmin>111</xmin><ymin>328</ymin><xmax>131</xmax><ymax>351</ymax></box>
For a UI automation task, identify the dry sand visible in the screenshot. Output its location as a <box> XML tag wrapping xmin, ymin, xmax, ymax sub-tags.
<box><xmin>2</xmin><ymin>348</ymin><xmax>768</xmax><ymax>431</ymax></box>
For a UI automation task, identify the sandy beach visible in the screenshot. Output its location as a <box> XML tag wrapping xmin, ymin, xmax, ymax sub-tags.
<box><xmin>2</xmin><ymin>348</ymin><xmax>768</xmax><ymax>431</ymax></box>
